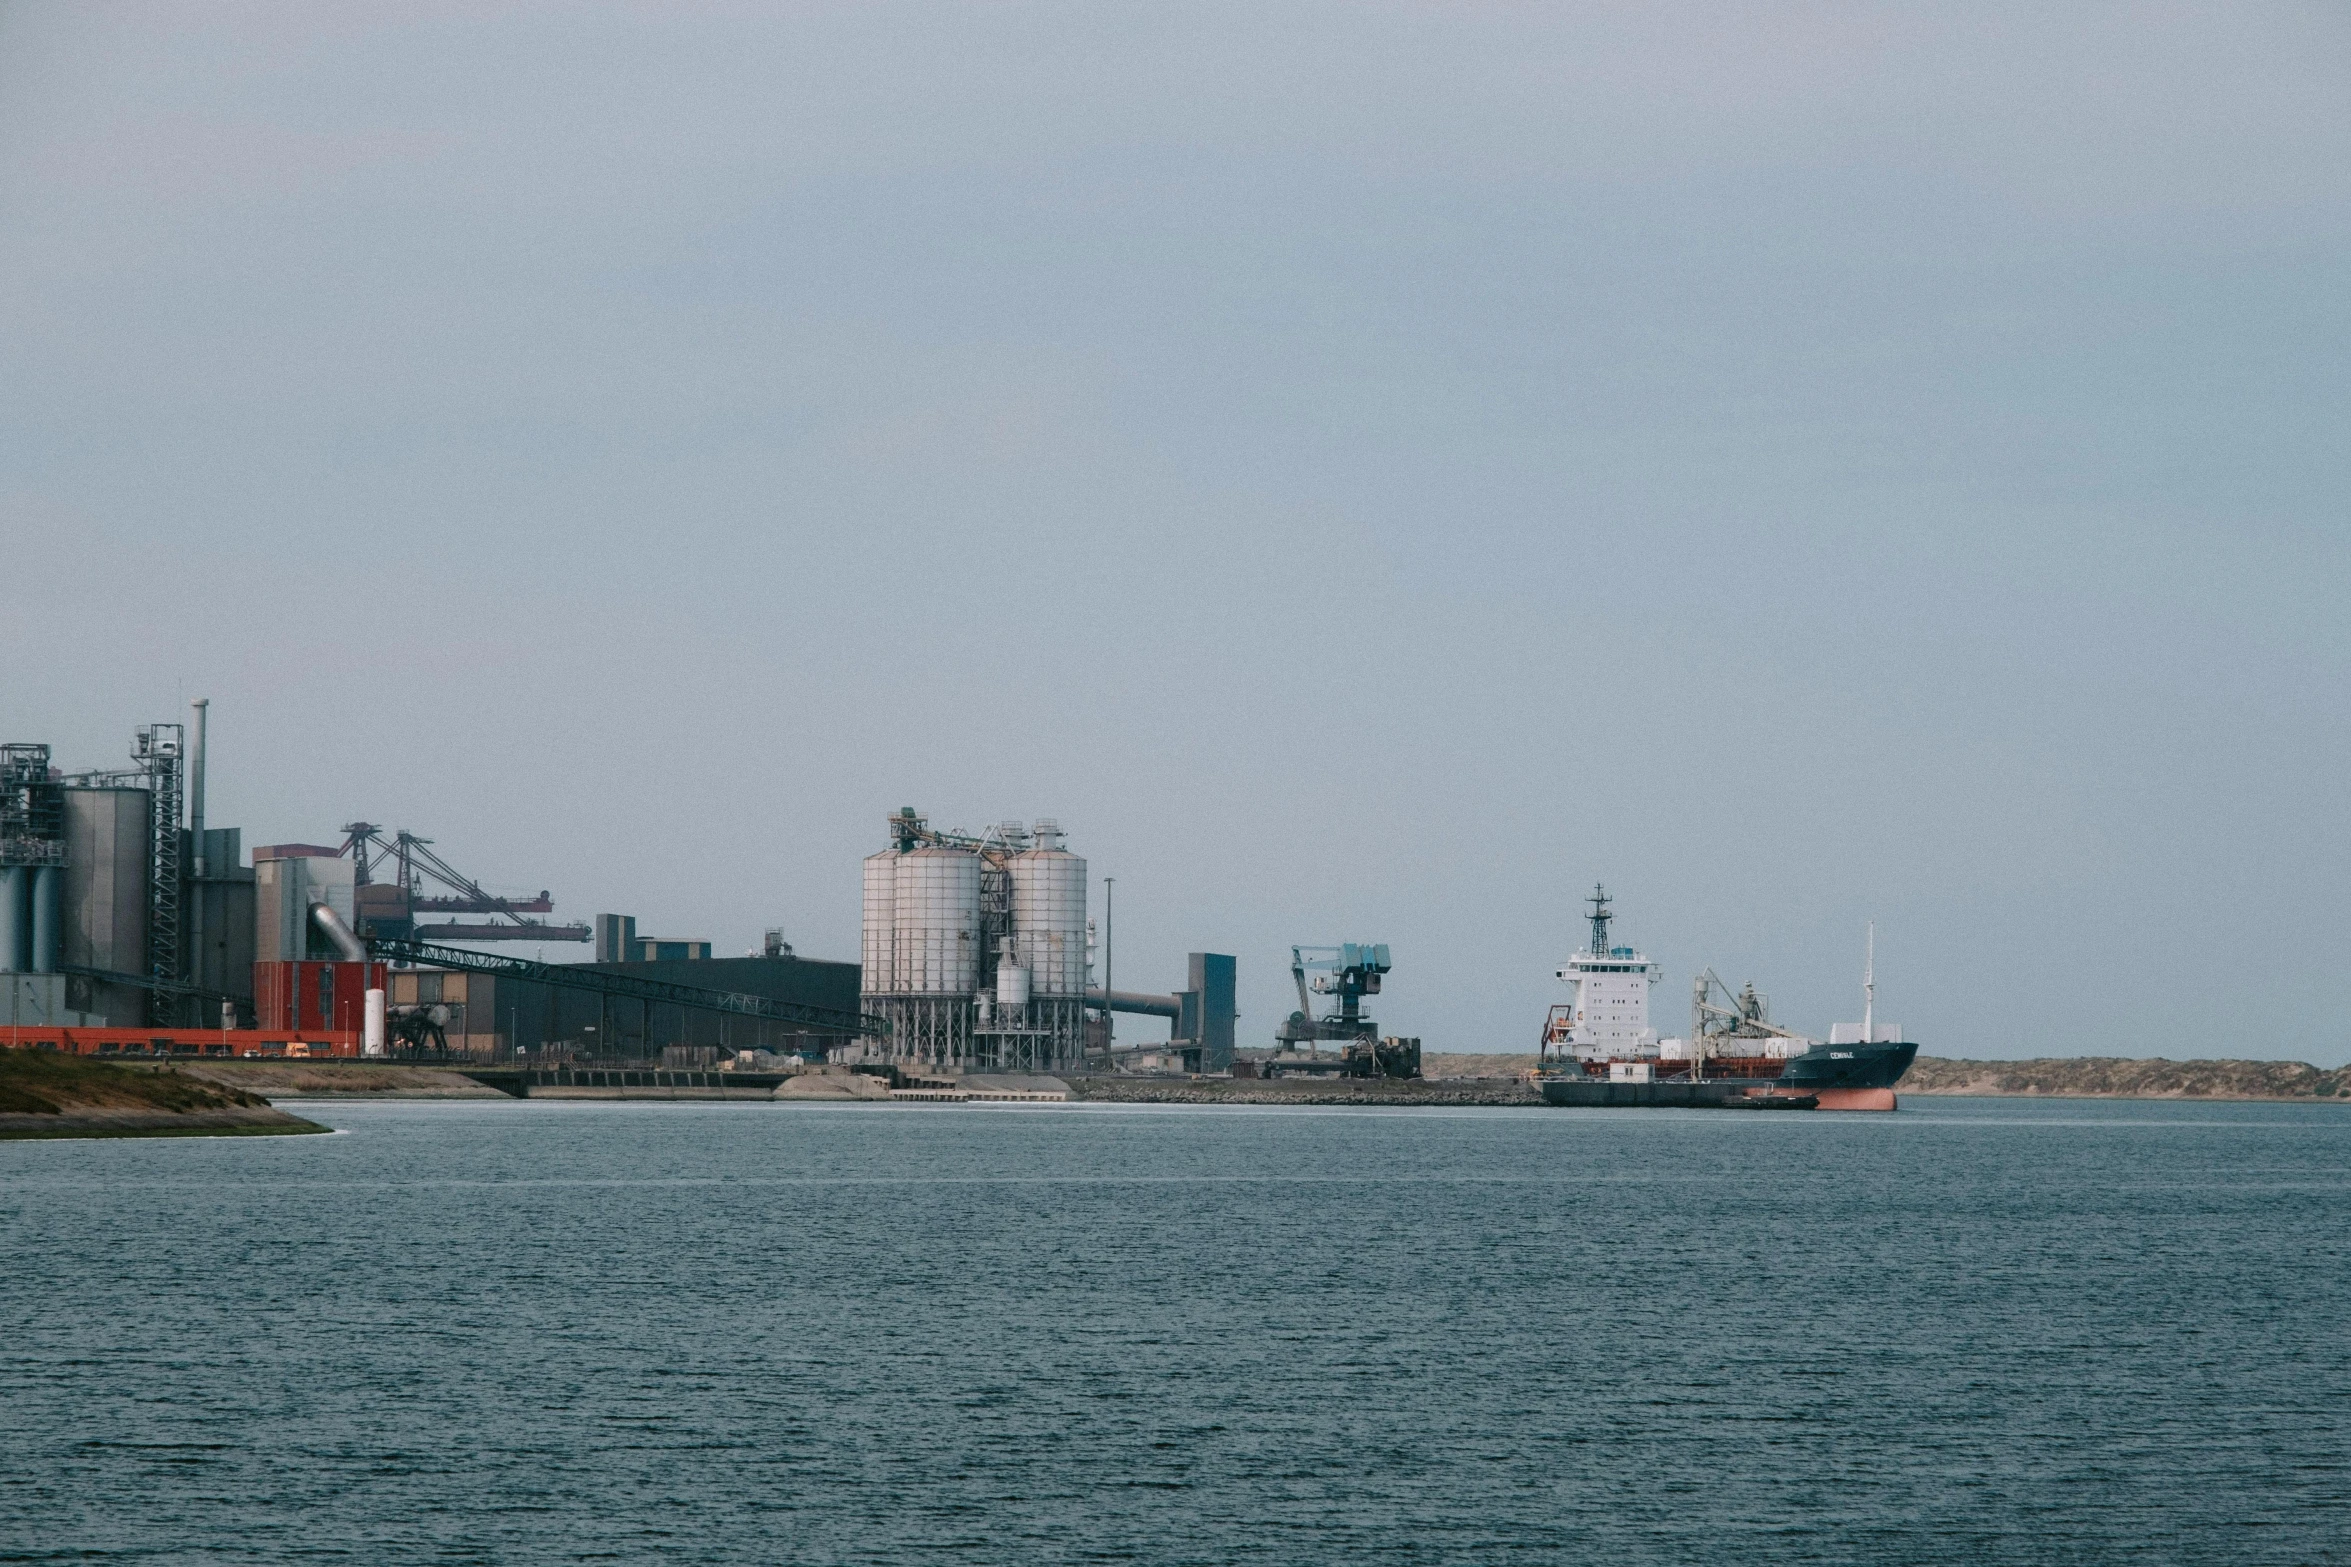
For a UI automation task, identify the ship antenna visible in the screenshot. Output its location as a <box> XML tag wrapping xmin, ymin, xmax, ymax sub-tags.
<box><xmin>1862</xmin><ymin>922</ymin><xmax>1875</xmax><ymax>1044</ymax></box>
<box><xmin>1588</xmin><ymin>883</ymin><xmax>1612</xmax><ymax>956</ymax></box>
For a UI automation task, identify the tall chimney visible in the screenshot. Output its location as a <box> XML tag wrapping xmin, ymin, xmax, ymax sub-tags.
<box><xmin>188</xmin><ymin>698</ymin><xmax>208</xmax><ymax>991</ymax></box>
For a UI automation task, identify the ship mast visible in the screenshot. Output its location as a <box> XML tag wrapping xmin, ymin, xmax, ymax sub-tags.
<box><xmin>1587</xmin><ymin>884</ymin><xmax>1612</xmax><ymax>956</ymax></box>
<box><xmin>1862</xmin><ymin>922</ymin><xmax>1875</xmax><ymax>1044</ymax></box>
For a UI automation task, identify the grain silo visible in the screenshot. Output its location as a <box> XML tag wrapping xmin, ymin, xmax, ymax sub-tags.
<box><xmin>858</xmin><ymin>808</ymin><xmax>1090</xmax><ymax>1071</ymax></box>
<box><xmin>61</xmin><ymin>785</ymin><xmax>152</xmax><ymax>1025</ymax></box>
<box><xmin>1003</xmin><ymin>821</ymin><xmax>1088</xmax><ymax>1065</ymax></box>
<box><xmin>860</xmin><ymin>849</ymin><xmax>897</xmax><ymax>1002</ymax></box>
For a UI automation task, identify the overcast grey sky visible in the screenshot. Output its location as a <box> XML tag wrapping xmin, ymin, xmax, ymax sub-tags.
<box><xmin>3</xmin><ymin>4</ymin><xmax>2346</xmax><ymax>1060</ymax></box>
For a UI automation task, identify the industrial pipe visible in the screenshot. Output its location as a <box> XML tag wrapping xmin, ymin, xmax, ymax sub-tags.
<box><xmin>310</xmin><ymin>899</ymin><xmax>368</xmax><ymax>961</ymax></box>
<box><xmin>1085</xmin><ymin>986</ymin><xmax>1181</xmax><ymax>1020</ymax></box>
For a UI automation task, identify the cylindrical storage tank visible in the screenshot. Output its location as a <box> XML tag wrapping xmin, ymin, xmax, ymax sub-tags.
<box><xmin>1009</xmin><ymin>823</ymin><xmax>1087</xmax><ymax>998</ymax></box>
<box><xmin>996</xmin><ymin>964</ymin><xmax>1031</xmax><ymax>1006</ymax></box>
<box><xmin>860</xmin><ymin>851</ymin><xmax>897</xmax><ymax>997</ymax></box>
<box><xmin>30</xmin><ymin>865</ymin><xmax>60</xmax><ymax>973</ymax></box>
<box><xmin>363</xmin><ymin>987</ymin><xmax>387</xmax><ymax>1058</ymax></box>
<box><xmin>0</xmin><ymin>865</ymin><xmax>25</xmax><ymax>972</ymax></box>
<box><xmin>61</xmin><ymin>787</ymin><xmax>150</xmax><ymax>1026</ymax></box>
<box><xmin>62</xmin><ymin>787</ymin><xmax>150</xmax><ymax>975</ymax></box>
<box><xmin>892</xmin><ymin>847</ymin><xmax>980</xmax><ymax>996</ymax></box>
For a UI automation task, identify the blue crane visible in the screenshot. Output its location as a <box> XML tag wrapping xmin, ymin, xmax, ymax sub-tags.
<box><xmin>1277</xmin><ymin>943</ymin><xmax>1391</xmax><ymax>1049</ymax></box>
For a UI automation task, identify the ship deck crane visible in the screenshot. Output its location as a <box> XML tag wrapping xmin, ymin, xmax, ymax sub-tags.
<box><xmin>1691</xmin><ymin>970</ymin><xmax>1813</xmax><ymax>1050</ymax></box>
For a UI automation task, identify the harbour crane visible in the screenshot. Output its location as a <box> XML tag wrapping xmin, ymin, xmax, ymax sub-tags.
<box><xmin>1271</xmin><ymin>943</ymin><xmax>1417</xmax><ymax>1078</ymax></box>
<box><xmin>1277</xmin><ymin>942</ymin><xmax>1390</xmax><ymax>1050</ymax></box>
<box><xmin>337</xmin><ymin>823</ymin><xmax>591</xmax><ymax>942</ymax></box>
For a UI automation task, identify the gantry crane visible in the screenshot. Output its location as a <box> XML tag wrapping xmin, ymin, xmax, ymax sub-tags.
<box><xmin>338</xmin><ymin>823</ymin><xmax>591</xmax><ymax>942</ymax></box>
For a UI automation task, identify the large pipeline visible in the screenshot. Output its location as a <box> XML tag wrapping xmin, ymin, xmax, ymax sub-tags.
<box><xmin>1086</xmin><ymin>987</ymin><xmax>1181</xmax><ymax>1020</ymax></box>
<box><xmin>309</xmin><ymin>900</ymin><xmax>368</xmax><ymax>961</ymax></box>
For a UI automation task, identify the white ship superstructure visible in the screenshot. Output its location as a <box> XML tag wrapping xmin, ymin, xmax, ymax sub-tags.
<box><xmin>1543</xmin><ymin>885</ymin><xmax>1663</xmax><ymax>1065</ymax></box>
<box><xmin>1533</xmin><ymin>895</ymin><xmax>1919</xmax><ymax>1109</ymax></box>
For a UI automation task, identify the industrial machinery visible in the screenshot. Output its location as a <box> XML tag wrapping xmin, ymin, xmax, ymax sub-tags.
<box><xmin>1691</xmin><ymin>970</ymin><xmax>1812</xmax><ymax>1057</ymax></box>
<box><xmin>1269</xmin><ymin>944</ymin><xmax>1418</xmax><ymax>1078</ymax></box>
<box><xmin>1277</xmin><ymin>943</ymin><xmax>1388</xmax><ymax>1048</ymax></box>
<box><xmin>337</xmin><ymin>823</ymin><xmax>590</xmax><ymax>943</ymax></box>
<box><xmin>1091</xmin><ymin>952</ymin><xmax>1238</xmax><ymax>1073</ymax></box>
<box><xmin>1682</xmin><ymin>968</ymin><xmax>1818</xmax><ymax>1079</ymax></box>
<box><xmin>388</xmin><ymin>1003</ymin><xmax>452</xmax><ymax>1058</ymax></box>
<box><xmin>7</xmin><ymin>710</ymin><xmax>265</xmax><ymax>1030</ymax></box>
<box><xmin>0</xmin><ymin>744</ymin><xmax>66</xmax><ymax>872</ymax></box>
<box><xmin>1</xmin><ymin>743</ymin><xmax>73</xmax><ymax>1023</ymax></box>
<box><xmin>1</xmin><ymin>744</ymin><xmax>66</xmax><ymax>972</ymax></box>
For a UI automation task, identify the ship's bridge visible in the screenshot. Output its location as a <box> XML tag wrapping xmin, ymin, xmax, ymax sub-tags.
<box><xmin>1545</xmin><ymin>888</ymin><xmax>1662</xmax><ymax>1062</ymax></box>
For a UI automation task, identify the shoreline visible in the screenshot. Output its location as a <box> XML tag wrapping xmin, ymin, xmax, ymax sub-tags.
<box><xmin>53</xmin><ymin>1054</ymin><xmax>2346</xmax><ymax>1109</ymax></box>
<box><xmin>0</xmin><ymin>1107</ymin><xmax>329</xmax><ymax>1140</ymax></box>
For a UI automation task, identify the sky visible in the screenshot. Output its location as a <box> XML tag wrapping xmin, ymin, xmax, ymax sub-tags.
<box><xmin>2</xmin><ymin>3</ymin><xmax>2346</xmax><ymax>1062</ymax></box>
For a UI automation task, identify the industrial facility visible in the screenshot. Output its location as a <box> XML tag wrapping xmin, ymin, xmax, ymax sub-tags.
<box><xmin>4</xmin><ymin>715</ymin><xmax>1344</xmax><ymax>1078</ymax></box>
<box><xmin>861</xmin><ymin>808</ymin><xmax>1093</xmax><ymax>1071</ymax></box>
<box><xmin>1</xmin><ymin>704</ymin><xmax>866</xmax><ymax>1060</ymax></box>
<box><xmin>2</xmin><ymin>716</ymin><xmax>228</xmax><ymax>1032</ymax></box>
<box><xmin>860</xmin><ymin>808</ymin><xmax>1240</xmax><ymax>1074</ymax></box>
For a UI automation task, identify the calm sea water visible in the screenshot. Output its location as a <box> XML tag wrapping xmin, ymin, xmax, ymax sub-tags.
<box><xmin>3</xmin><ymin>1098</ymin><xmax>2346</xmax><ymax>1564</ymax></box>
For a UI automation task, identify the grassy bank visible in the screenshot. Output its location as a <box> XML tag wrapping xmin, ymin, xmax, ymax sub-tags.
<box><xmin>0</xmin><ymin>1050</ymin><xmax>330</xmax><ymax>1139</ymax></box>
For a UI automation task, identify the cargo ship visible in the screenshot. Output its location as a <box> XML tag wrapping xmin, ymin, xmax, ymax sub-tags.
<box><xmin>1531</xmin><ymin>888</ymin><xmax>1915</xmax><ymax>1110</ymax></box>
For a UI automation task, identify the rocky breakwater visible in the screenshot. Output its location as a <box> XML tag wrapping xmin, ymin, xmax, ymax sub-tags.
<box><xmin>1067</xmin><ymin>1074</ymin><xmax>1540</xmax><ymax>1106</ymax></box>
<box><xmin>178</xmin><ymin>1060</ymin><xmax>508</xmax><ymax>1099</ymax></box>
<box><xmin>0</xmin><ymin>1051</ymin><xmax>330</xmax><ymax>1139</ymax></box>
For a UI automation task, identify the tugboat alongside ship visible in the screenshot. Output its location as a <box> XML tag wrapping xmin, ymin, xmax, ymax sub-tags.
<box><xmin>1532</xmin><ymin>888</ymin><xmax>1917</xmax><ymax>1111</ymax></box>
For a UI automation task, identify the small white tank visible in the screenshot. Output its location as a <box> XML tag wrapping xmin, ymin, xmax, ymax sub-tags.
<box><xmin>996</xmin><ymin>964</ymin><xmax>1032</xmax><ymax>1006</ymax></box>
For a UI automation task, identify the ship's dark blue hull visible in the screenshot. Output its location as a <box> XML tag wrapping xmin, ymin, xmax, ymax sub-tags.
<box><xmin>1537</xmin><ymin>1078</ymin><xmax>1781</xmax><ymax>1108</ymax></box>
<box><xmin>1536</xmin><ymin>1041</ymin><xmax>1919</xmax><ymax>1109</ymax></box>
<box><xmin>1778</xmin><ymin>1040</ymin><xmax>1918</xmax><ymax>1091</ymax></box>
